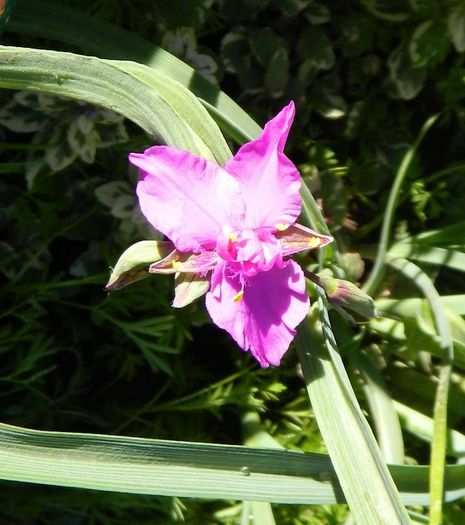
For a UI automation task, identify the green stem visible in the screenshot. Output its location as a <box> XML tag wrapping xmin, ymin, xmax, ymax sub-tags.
<box><xmin>363</xmin><ymin>114</ymin><xmax>439</xmax><ymax>296</ymax></box>
<box><xmin>387</xmin><ymin>257</ymin><xmax>453</xmax><ymax>525</ymax></box>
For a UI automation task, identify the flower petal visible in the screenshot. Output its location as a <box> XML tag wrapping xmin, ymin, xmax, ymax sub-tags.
<box><xmin>205</xmin><ymin>260</ymin><xmax>309</xmax><ymax>367</ymax></box>
<box><xmin>276</xmin><ymin>223</ymin><xmax>333</xmax><ymax>256</ymax></box>
<box><xmin>225</xmin><ymin>101</ymin><xmax>301</xmax><ymax>230</ymax></box>
<box><xmin>130</xmin><ymin>146</ymin><xmax>244</xmax><ymax>252</ymax></box>
<box><xmin>150</xmin><ymin>249</ymin><xmax>218</xmax><ymax>274</ymax></box>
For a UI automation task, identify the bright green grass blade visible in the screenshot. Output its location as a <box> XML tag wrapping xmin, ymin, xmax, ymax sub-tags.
<box><xmin>0</xmin><ymin>421</ymin><xmax>343</xmax><ymax>505</ymax></box>
<box><xmin>299</xmin><ymin>181</ymin><xmax>409</xmax><ymax>524</ymax></box>
<box><xmin>394</xmin><ymin>401</ymin><xmax>465</xmax><ymax>458</ymax></box>
<box><xmin>2</xmin><ymin>421</ymin><xmax>465</xmax><ymax>506</ymax></box>
<box><xmin>388</xmin><ymin>243</ymin><xmax>465</xmax><ymax>274</ymax></box>
<box><xmin>5</xmin><ymin>0</ymin><xmax>261</xmax><ymax>144</ymax></box>
<box><xmin>377</xmin><ymin>295</ymin><xmax>465</xmax><ymax>318</ymax></box>
<box><xmin>107</xmin><ymin>59</ymin><xmax>231</xmax><ymax>164</ymax></box>
<box><xmin>387</xmin><ymin>257</ymin><xmax>453</xmax><ymax>525</ymax></box>
<box><xmin>363</xmin><ymin>114</ymin><xmax>438</xmax><ymax>295</ymax></box>
<box><xmin>0</xmin><ymin>45</ymin><xmax>231</xmax><ymax>163</ymax></box>
<box><xmin>354</xmin><ymin>352</ymin><xmax>405</xmax><ymax>464</ymax></box>
<box><xmin>369</xmin><ymin>313</ymin><xmax>465</xmax><ymax>371</ymax></box>
<box><xmin>296</xmin><ymin>305</ymin><xmax>410</xmax><ymax>525</ymax></box>
<box><xmin>401</xmin><ymin>220</ymin><xmax>465</xmax><ymax>247</ymax></box>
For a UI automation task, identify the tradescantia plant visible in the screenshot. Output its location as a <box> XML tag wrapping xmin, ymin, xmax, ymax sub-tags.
<box><xmin>122</xmin><ymin>102</ymin><xmax>333</xmax><ymax>367</ymax></box>
<box><xmin>2</xmin><ymin>1</ymin><xmax>465</xmax><ymax>525</ymax></box>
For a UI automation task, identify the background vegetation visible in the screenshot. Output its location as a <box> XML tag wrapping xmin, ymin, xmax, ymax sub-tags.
<box><xmin>1</xmin><ymin>0</ymin><xmax>465</xmax><ymax>523</ymax></box>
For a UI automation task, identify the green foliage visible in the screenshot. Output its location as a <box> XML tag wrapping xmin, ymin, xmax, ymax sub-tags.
<box><xmin>2</xmin><ymin>0</ymin><xmax>465</xmax><ymax>523</ymax></box>
<box><xmin>0</xmin><ymin>91</ymin><xmax>128</xmax><ymax>185</ymax></box>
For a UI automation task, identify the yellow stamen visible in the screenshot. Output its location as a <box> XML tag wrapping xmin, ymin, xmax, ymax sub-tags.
<box><xmin>172</xmin><ymin>260</ymin><xmax>184</xmax><ymax>271</ymax></box>
<box><xmin>233</xmin><ymin>290</ymin><xmax>244</xmax><ymax>302</ymax></box>
<box><xmin>308</xmin><ymin>237</ymin><xmax>321</xmax><ymax>249</ymax></box>
<box><xmin>229</xmin><ymin>232</ymin><xmax>238</xmax><ymax>243</ymax></box>
<box><xmin>275</xmin><ymin>223</ymin><xmax>289</xmax><ymax>231</ymax></box>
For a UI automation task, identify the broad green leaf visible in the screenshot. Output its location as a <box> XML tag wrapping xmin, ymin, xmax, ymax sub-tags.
<box><xmin>107</xmin><ymin>59</ymin><xmax>231</xmax><ymax>164</ymax></box>
<box><xmin>306</xmin><ymin>2</ymin><xmax>331</xmax><ymax>25</ymax></box>
<box><xmin>298</xmin><ymin>29</ymin><xmax>335</xmax><ymax>70</ymax></box>
<box><xmin>359</xmin><ymin>0</ymin><xmax>410</xmax><ymax>21</ymax></box>
<box><xmin>448</xmin><ymin>3</ymin><xmax>465</xmax><ymax>52</ymax></box>
<box><xmin>67</xmin><ymin>120</ymin><xmax>98</xmax><ymax>163</ymax></box>
<box><xmin>1</xmin><ymin>421</ymin><xmax>465</xmax><ymax>505</ymax></box>
<box><xmin>0</xmin><ymin>98</ymin><xmax>46</xmax><ymax>132</ymax></box>
<box><xmin>409</xmin><ymin>20</ymin><xmax>449</xmax><ymax>68</ymax></box>
<box><xmin>6</xmin><ymin>0</ymin><xmax>262</xmax><ymax>144</ymax></box>
<box><xmin>0</xmin><ymin>45</ymin><xmax>230</xmax><ymax>164</ymax></box>
<box><xmin>45</xmin><ymin>127</ymin><xmax>75</xmax><ymax>171</ymax></box>
<box><xmin>387</xmin><ymin>42</ymin><xmax>426</xmax><ymax>100</ymax></box>
<box><xmin>264</xmin><ymin>48</ymin><xmax>289</xmax><ymax>97</ymax></box>
<box><xmin>249</xmin><ymin>28</ymin><xmax>287</xmax><ymax>67</ymax></box>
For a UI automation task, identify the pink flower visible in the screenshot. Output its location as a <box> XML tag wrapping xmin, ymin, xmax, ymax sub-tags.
<box><xmin>129</xmin><ymin>102</ymin><xmax>332</xmax><ymax>367</ymax></box>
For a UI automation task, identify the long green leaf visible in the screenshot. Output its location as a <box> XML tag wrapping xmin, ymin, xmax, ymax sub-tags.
<box><xmin>389</xmin><ymin>243</ymin><xmax>465</xmax><ymax>274</ymax></box>
<box><xmin>298</xmin><ymin>179</ymin><xmax>410</xmax><ymax>523</ymax></box>
<box><xmin>387</xmin><ymin>257</ymin><xmax>453</xmax><ymax>525</ymax></box>
<box><xmin>363</xmin><ymin>114</ymin><xmax>438</xmax><ymax>295</ymax></box>
<box><xmin>394</xmin><ymin>401</ymin><xmax>465</xmax><ymax>458</ymax></box>
<box><xmin>5</xmin><ymin>0</ymin><xmax>261</xmax><ymax>144</ymax></box>
<box><xmin>377</xmin><ymin>295</ymin><xmax>465</xmax><ymax>318</ymax></box>
<box><xmin>0</xmin><ymin>45</ymin><xmax>231</xmax><ymax>163</ymax></box>
<box><xmin>296</xmin><ymin>304</ymin><xmax>410</xmax><ymax>524</ymax></box>
<box><xmin>354</xmin><ymin>352</ymin><xmax>405</xmax><ymax>464</ymax></box>
<box><xmin>2</xmin><ymin>421</ymin><xmax>465</xmax><ymax>506</ymax></box>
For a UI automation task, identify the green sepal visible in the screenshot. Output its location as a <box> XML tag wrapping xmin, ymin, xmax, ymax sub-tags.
<box><xmin>173</xmin><ymin>273</ymin><xmax>210</xmax><ymax>308</ymax></box>
<box><xmin>106</xmin><ymin>240</ymin><xmax>174</xmax><ymax>292</ymax></box>
<box><xmin>317</xmin><ymin>269</ymin><xmax>377</xmax><ymax>323</ymax></box>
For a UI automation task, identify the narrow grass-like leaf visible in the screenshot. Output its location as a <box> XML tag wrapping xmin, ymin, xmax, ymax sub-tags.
<box><xmin>363</xmin><ymin>114</ymin><xmax>438</xmax><ymax>295</ymax></box>
<box><xmin>0</xmin><ymin>45</ymin><xmax>230</xmax><ymax>163</ymax></box>
<box><xmin>377</xmin><ymin>295</ymin><xmax>465</xmax><ymax>318</ymax></box>
<box><xmin>387</xmin><ymin>257</ymin><xmax>453</xmax><ymax>525</ymax></box>
<box><xmin>6</xmin><ymin>0</ymin><xmax>262</xmax><ymax>144</ymax></box>
<box><xmin>2</xmin><ymin>422</ymin><xmax>465</xmax><ymax>505</ymax></box>
<box><xmin>400</xmin><ymin>220</ymin><xmax>465</xmax><ymax>247</ymax></box>
<box><xmin>354</xmin><ymin>352</ymin><xmax>405</xmax><ymax>464</ymax></box>
<box><xmin>296</xmin><ymin>305</ymin><xmax>410</xmax><ymax>524</ymax></box>
<box><xmin>394</xmin><ymin>401</ymin><xmax>465</xmax><ymax>458</ymax></box>
<box><xmin>299</xmin><ymin>181</ymin><xmax>409</xmax><ymax>523</ymax></box>
<box><xmin>388</xmin><ymin>243</ymin><xmax>465</xmax><ymax>274</ymax></box>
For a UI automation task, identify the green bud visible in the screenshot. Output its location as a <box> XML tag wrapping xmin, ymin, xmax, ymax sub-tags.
<box><xmin>317</xmin><ymin>269</ymin><xmax>377</xmax><ymax>323</ymax></box>
<box><xmin>105</xmin><ymin>240</ymin><xmax>174</xmax><ymax>292</ymax></box>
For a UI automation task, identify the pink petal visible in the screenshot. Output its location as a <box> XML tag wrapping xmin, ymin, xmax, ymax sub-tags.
<box><xmin>205</xmin><ymin>260</ymin><xmax>309</xmax><ymax>367</ymax></box>
<box><xmin>276</xmin><ymin>223</ymin><xmax>334</xmax><ymax>256</ymax></box>
<box><xmin>225</xmin><ymin>102</ymin><xmax>301</xmax><ymax>230</ymax></box>
<box><xmin>150</xmin><ymin>249</ymin><xmax>218</xmax><ymax>274</ymax></box>
<box><xmin>130</xmin><ymin>146</ymin><xmax>244</xmax><ymax>253</ymax></box>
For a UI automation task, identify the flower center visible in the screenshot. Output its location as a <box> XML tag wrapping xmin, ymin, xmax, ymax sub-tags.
<box><xmin>216</xmin><ymin>227</ymin><xmax>282</xmax><ymax>277</ymax></box>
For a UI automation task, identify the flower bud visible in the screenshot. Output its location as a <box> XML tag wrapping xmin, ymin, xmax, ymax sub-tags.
<box><xmin>105</xmin><ymin>240</ymin><xmax>174</xmax><ymax>291</ymax></box>
<box><xmin>317</xmin><ymin>269</ymin><xmax>377</xmax><ymax>323</ymax></box>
